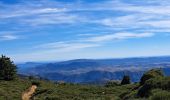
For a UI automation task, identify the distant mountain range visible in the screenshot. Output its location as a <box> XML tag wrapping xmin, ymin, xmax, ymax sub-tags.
<box><xmin>17</xmin><ymin>56</ymin><xmax>170</xmax><ymax>84</ymax></box>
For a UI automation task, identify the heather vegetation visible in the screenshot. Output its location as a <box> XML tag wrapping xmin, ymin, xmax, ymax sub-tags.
<box><xmin>29</xmin><ymin>68</ymin><xmax>170</xmax><ymax>100</ymax></box>
<box><xmin>0</xmin><ymin>78</ymin><xmax>31</xmax><ymax>100</ymax></box>
<box><xmin>0</xmin><ymin>56</ymin><xmax>170</xmax><ymax>100</ymax></box>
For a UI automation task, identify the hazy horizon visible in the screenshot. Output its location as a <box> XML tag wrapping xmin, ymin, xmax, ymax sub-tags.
<box><xmin>1</xmin><ymin>0</ymin><xmax>170</xmax><ymax>62</ymax></box>
<box><xmin>15</xmin><ymin>55</ymin><xmax>170</xmax><ymax>64</ymax></box>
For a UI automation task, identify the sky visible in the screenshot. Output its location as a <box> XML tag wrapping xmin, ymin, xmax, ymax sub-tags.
<box><xmin>1</xmin><ymin>0</ymin><xmax>170</xmax><ymax>62</ymax></box>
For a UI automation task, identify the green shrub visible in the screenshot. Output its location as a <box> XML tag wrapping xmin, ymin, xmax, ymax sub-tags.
<box><xmin>122</xmin><ymin>90</ymin><xmax>138</xmax><ymax>100</ymax></box>
<box><xmin>31</xmin><ymin>80</ymin><xmax>40</xmax><ymax>86</ymax></box>
<box><xmin>140</xmin><ymin>69</ymin><xmax>164</xmax><ymax>85</ymax></box>
<box><xmin>138</xmin><ymin>77</ymin><xmax>170</xmax><ymax>97</ymax></box>
<box><xmin>45</xmin><ymin>96</ymin><xmax>61</xmax><ymax>100</ymax></box>
<box><xmin>105</xmin><ymin>80</ymin><xmax>120</xmax><ymax>87</ymax></box>
<box><xmin>121</xmin><ymin>75</ymin><xmax>131</xmax><ymax>85</ymax></box>
<box><xmin>0</xmin><ymin>79</ymin><xmax>31</xmax><ymax>100</ymax></box>
<box><xmin>29</xmin><ymin>76</ymin><xmax>34</xmax><ymax>80</ymax></box>
<box><xmin>149</xmin><ymin>90</ymin><xmax>170</xmax><ymax>100</ymax></box>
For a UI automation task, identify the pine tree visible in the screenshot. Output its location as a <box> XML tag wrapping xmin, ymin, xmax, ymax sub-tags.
<box><xmin>121</xmin><ymin>75</ymin><xmax>130</xmax><ymax>85</ymax></box>
<box><xmin>0</xmin><ymin>55</ymin><xmax>17</xmax><ymax>80</ymax></box>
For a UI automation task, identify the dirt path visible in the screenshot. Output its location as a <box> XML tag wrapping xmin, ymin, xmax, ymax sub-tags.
<box><xmin>22</xmin><ymin>85</ymin><xmax>37</xmax><ymax>100</ymax></box>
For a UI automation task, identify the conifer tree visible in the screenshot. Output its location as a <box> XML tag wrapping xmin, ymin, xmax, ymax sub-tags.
<box><xmin>0</xmin><ymin>55</ymin><xmax>17</xmax><ymax>80</ymax></box>
<box><xmin>121</xmin><ymin>75</ymin><xmax>130</xmax><ymax>85</ymax></box>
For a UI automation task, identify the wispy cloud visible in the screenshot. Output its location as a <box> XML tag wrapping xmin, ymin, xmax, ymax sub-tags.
<box><xmin>0</xmin><ymin>34</ymin><xmax>19</xmax><ymax>41</ymax></box>
<box><xmin>0</xmin><ymin>1</ymin><xmax>80</xmax><ymax>26</ymax></box>
<box><xmin>14</xmin><ymin>31</ymin><xmax>152</xmax><ymax>62</ymax></box>
<box><xmin>85</xmin><ymin>33</ymin><xmax>154</xmax><ymax>42</ymax></box>
<box><xmin>0</xmin><ymin>8</ymin><xmax>67</xmax><ymax>19</ymax></box>
<box><xmin>36</xmin><ymin>41</ymin><xmax>100</xmax><ymax>52</ymax></box>
<box><xmin>22</xmin><ymin>14</ymin><xmax>81</xmax><ymax>26</ymax></box>
<box><xmin>29</xmin><ymin>32</ymin><xmax>154</xmax><ymax>55</ymax></box>
<box><xmin>10</xmin><ymin>41</ymin><xmax>101</xmax><ymax>62</ymax></box>
<box><xmin>1</xmin><ymin>0</ymin><xmax>170</xmax><ymax>62</ymax></box>
<box><xmin>1</xmin><ymin>0</ymin><xmax>170</xmax><ymax>31</ymax></box>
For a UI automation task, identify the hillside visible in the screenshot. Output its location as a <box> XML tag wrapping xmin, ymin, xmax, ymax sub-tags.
<box><xmin>0</xmin><ymin>78</ymin><xmax>31</xmax><ymax>100</ymax></box>
<box><xmin>0</xmin><ymin>76</ymin><xmax>134</xmax><ymax>100</ymax></box>
<box><xmin>1</xmin><ymin>69</ymin><xmax>170</xmax><ymax>100</ymax></box>
<box><xmin>33</xmin><ymin>81</ymin><xmax>135</xmax><ymax>100</ymax></box>
<box><xmin>1</xmin><ymin>55</ymin><xmax>170</xmax><ymax>100</ymax></box>
<box><xmin>27</xmin><ymin>69</ymin><xmax>170</xmax><ymax>100</ymax></box>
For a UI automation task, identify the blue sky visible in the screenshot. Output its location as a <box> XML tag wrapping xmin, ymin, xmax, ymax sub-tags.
<box><xmin>1</xmin><ymin>0</ymin><xmax>170</xmax><ymax>62</ymax></box>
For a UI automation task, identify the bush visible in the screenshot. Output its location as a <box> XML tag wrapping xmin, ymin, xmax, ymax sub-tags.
<box><xmin>121</xmin><ymin>75</ymin><xmax>131</xmax><ymax>85</ymax></box>
<box><xmin>31</xmin><ymin>80</ymin><xmax>40</xmax><ymax>86</ymax></box>
<box><xmin>105</xmin><ymin>80</ymin><xmax>120</xmax><ymax>87</ymax></box>
<box><xmin>140</xmin><ymin>69</ymin><xmax>164</xmax><ymax>85</ymax></box>
<box><xmin>122</xmin><ymin>90</ymin><xmax>138</xmax><ymax>100</ymax></box>
<box><xmin>45</xmin><ymin>96</ymin><xmax>61</xmax><ymax>100</ymax></box>
<box><xmin>28</xmin><ymin>76</ymin><xmax>34</xmax><ymax>80</ymax></box>
<box><xmin>149</xmin><ymin>90</ymin><xmax>170</xmax><ymax>100</ymax></box>
<box><xmin>0</xmin><ymin>55</ymin><xmax>17</xmax><ymax>80</ymax></box>
<box><xmin>138</xmin><ymin>77</ymin><xmax>170</xmax><ymax>97</ymax></box>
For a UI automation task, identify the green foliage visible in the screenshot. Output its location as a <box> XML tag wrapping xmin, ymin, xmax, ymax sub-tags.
<box><xmin>137</xmin><ymin>77</ymin><xmax>170</xmax><ymax>97</ymax></box>
<box><xmin>31</xmin><ymin>80</ymin><xmax>41</xmax><ymax>86</ymax></box>
<box><xmin>0</xmin><ymin>55</ymin><xmax>17</xmax><ymax>80</ymax></box>
<box><xmin>122</xmin><ymin>90</ymin><xmax>138</xmax><ymax>100</ymax></box>
<box><xmin>0</xmin><ymin>78</ymin><xmax>31</xmax><ymax>100</ymax></box>
<box><xmin>149</xmin><ymin>90</ymin><xmax>170</xmax><ymax>100</ymax></box>
<box><xmin>33</xmin><ymin>80</ymin><xmax>137</xmax><ymax>100</ymax></box>
<box><xmin>0</xmin><ymin>78</ymin><xmax>137</xmax><ymax>100</ymax></box>
<box><xmin>45</xmin><ymin>96</ymin><xmax>61</xmax><ymax>100</ymax></box>
<box><xmin>121</xmin><ymin>69</ymin><xmax>169</xmax><ymax>99</ymax></box>
<box><xmin>121</xmin><ymin>75</ymin><xmax>131</xmax><ymax>85</ymax></box>
<box><xmin>0</xmin><ymin>65</ymin><xmax>169</xmax><ymax>100</ymax></box>
<box><xmin>140</xmin><ymin>69</ymin><xmax>164</xmax><ymax>85</ymax></box>
<box><xmin>105</xmin><ymin>80</ymin><xmax>120</xmax><ymax>87</ymax></box>
<box><xmin>29</xmin><ymin>76</ymin><xmax>34</xmax><ymax>80</ymax></box>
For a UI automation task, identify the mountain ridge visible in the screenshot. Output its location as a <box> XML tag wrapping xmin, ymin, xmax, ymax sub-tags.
<box><xmin>18</xmin><ymin>56</ymin><xmax>170</xmax><ymax>84</ymax></box>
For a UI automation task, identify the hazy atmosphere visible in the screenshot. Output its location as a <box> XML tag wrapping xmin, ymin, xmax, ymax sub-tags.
<box><xmin>1</xmin><ymin>0</ymin><xmax>170</xmax><ymax>62</ymax></box>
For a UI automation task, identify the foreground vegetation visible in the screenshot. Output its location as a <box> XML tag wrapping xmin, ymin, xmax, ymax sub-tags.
<box><xmin>0</xmin><ymin>55</ymin><xmax>170</xmax><ymax>100</ymax></box>
<box><xmin>31</xmin><ymin>70</ymin><xmax>170</xmax><ymax>100</ymax></box>
<box><xmin>0</xmin><ymin>70</ymin><xmax>169</xmax><ymax>100</ymax></box>
<box><xmin>0</xmin><ymin>78</ymin><xmax>31</xmax><ymax>100</ymax></box>
<box><xmin>33</xmin><ymin>80</ymin><xmax>136</xmax><ymax>100</ymax></box>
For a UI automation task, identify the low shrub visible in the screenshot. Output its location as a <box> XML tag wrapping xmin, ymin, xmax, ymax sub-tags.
<box><xmin>105</xmin><ymin>80</ymin><xmax>120</xmax><ymax>87</ymax></box>
<box><xmin>149</xmin><ymin>90</ymin><xmax>170</xmax><ymax>100</ymax></box>
<box><xmin>121</xmin><ymin>75</ymin><xmax>131</xmax><ymax>85</ymax></box>
<box><xmin>45</xmin><ymin>96</ymin><xmax>61</xmax><ymax>100</ymax></box>
<box><xmin>140</xmin><ymin>69</ymin><xmax>164</xmax><ymax>85</ymax></box>
<box><xmin>31</xmin><ymin>80</ymin><xmax>40</xmax><ymax>86</ymax></box>
<box><xmin>138</xmin><ymin>77</ymin><xmax>170</xmax><ymax>97</ymax></box>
